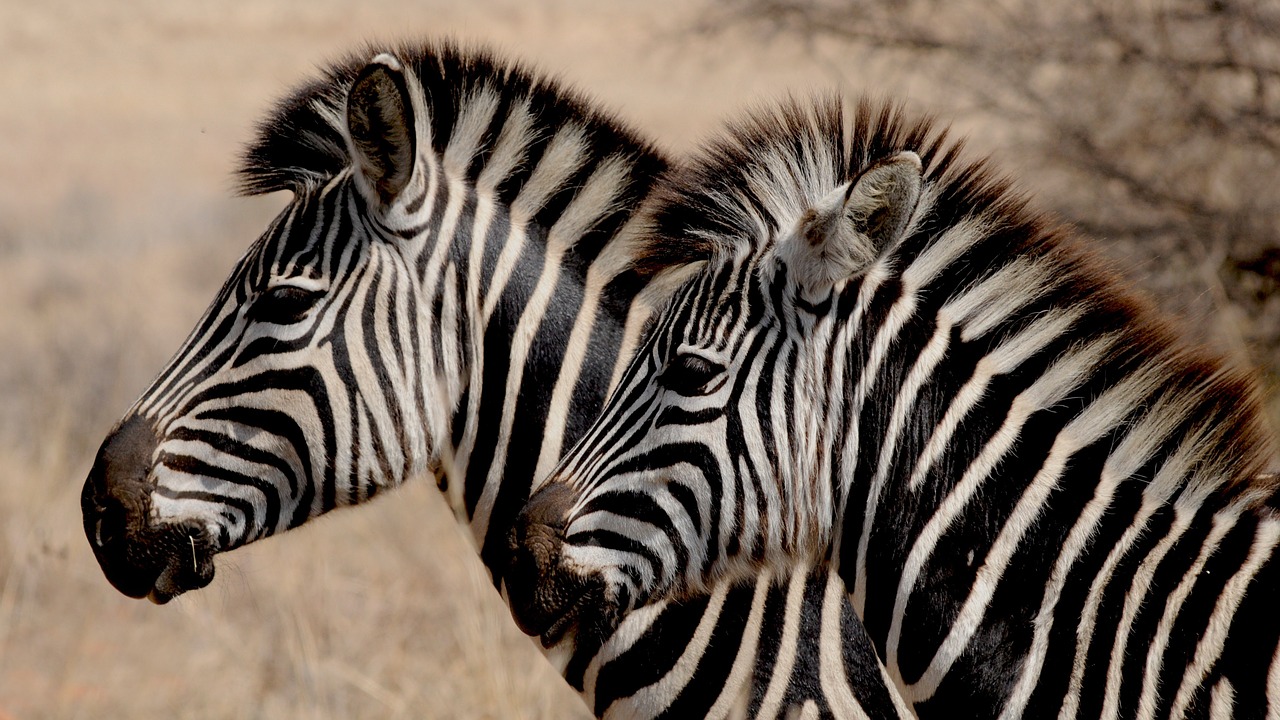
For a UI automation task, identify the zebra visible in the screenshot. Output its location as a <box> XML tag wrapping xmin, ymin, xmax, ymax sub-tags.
<box><xmin>508</xmin><ymin>96</ymin><xmax>1280</xmax><ymax>718</ymax></box>
<box><xmin>78</xmin><ymin>43</ymin><xmax>911</xmax><ymax>719</ymax></box>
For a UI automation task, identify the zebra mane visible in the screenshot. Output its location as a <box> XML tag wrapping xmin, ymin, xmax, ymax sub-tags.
<box><xmin>237</xmin><ymin>40</ymin><xmax>667</xmax><ymax>196</ymax></box>
<box><xmin>640</xmin><ymin>97</ymin><xmax>980</xmax><ymax>272</ymax></box>
<box><xmin>645</xmin><ymin>95</ymin><xmax>1277</xmax><ymax>493</ymax></box>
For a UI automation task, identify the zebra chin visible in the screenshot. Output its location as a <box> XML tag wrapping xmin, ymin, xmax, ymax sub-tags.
<box><xmin>505</xmin><ymin>483</ymin><xmax>623</xmax><ymax>653</ymax></box>
<box><xmin>81</xmin><ymin>414</ymin><xmax>218</xmax><ymax>604</ymax></box>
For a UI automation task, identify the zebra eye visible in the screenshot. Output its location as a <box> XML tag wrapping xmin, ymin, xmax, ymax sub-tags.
<box><xmin>249</xmin><ymin>285</ymin><xmax>323</xmax><ymax>325</ymax></box>
<box><xmin>659</xmin><ymin>353</ymin><xmax>726</xmax><ymax>396</ymax></box>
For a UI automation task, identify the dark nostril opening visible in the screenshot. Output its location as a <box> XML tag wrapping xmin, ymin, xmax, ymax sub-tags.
<box><xmin>506</xmin><ymin>482</ymin><xmax>579</xmax><ymax>623</ymax></box>
<box><xmin>92</xmin><ymin>497</ymin><xmax>126</xmax><ymax>549</ymax></box>
<box><xmin>83</xmin><ymin>414</ymin><xmax>161</xmax><ymax>526</ymax></box>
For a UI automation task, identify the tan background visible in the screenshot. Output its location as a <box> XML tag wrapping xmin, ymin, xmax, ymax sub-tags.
<box><xmin>2</xmin><ymin>1</ymin><xmax>1274</xmax><ymax>718</ymax></box>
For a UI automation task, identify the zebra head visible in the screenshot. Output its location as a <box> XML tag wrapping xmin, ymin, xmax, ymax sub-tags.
<box><xmin>81</xmin><ymin>52</ymin><xmax>446</xmax><ymax>603</ymax></box>
<box><xmin>507</xmin><ymin>99</ymin><xmax>928</xmax><ymax>643</ymax></box>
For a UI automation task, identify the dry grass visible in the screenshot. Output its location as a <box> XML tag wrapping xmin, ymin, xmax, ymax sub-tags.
<box><xmin>2</xmin><ymin>1</ymin><xmax>1272</xmax><ymax>718</ymax></box>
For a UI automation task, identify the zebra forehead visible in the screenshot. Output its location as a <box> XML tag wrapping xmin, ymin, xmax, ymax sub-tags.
<box><xmin>236</xmin><ymin>39</ymin><xmax>665</xmax><ymax>197</ymax></box>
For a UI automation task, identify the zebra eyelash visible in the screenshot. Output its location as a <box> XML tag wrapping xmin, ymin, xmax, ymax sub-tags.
<box><xmin>247</xmin><ymin>283</ymin><xmax>326</xmax><ymax>325</ymax></box>
<box><xmin>658</xmin><ymin>351</ymin><xmax>728</xmax><ymax>397</ymax></box>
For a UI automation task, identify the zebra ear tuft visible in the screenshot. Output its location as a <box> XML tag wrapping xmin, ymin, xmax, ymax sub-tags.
<box><xmin>346</xmin><ymin>53</ymin><xmax>418</xmax><ymax>207</ymax></box>
<box><xmin>846</xmin><ymin>150</ymin><xmax>922</xmax><ymax>251</ymax></box>
<box><xmin>784</xmin><ymin>151</ymin><xmax>922</xmax><ymax>291</ymax></box>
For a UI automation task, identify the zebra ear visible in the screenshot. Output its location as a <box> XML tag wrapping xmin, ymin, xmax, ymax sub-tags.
<box><xmin>346</xmin><ymin>54</ymin><xmax>419</xmax><ymax>207</ymax></box>
<box><xmin>784</xmin><ymin>151</ymin><xmax>922</xmax><ymax>291</ymax></box>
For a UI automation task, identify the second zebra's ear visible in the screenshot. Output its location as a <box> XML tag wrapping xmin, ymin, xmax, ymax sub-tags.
<box><xmin>346</xmin><ymin>53</ymin><xmax>421</xmax><ymax>209</ymax></box>
<box><xmin>782</xmin><ymin>151</ymin><xmax>922</xmax><ymax>293</ymax></box>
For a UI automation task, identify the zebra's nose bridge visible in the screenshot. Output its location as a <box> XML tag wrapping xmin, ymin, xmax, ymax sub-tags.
<box><xmin>87</xmin><ymin>414</ymin><xmax>160</xmax><ymax>508</ymax></box>
<box><xmin>523</xmin><ymin>481</ymin><xmax>577</xmax><ymax>531</ymax></box>
<box><xmin>508</xmin><ymin>482</ymin><xmax>576</xmax><ymax>582</ymax></box>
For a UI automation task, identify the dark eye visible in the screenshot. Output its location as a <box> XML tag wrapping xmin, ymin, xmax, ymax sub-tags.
<box><xmin>658</xmin><ymin>352</ymin><xmax>726</xmax><ymax>396</ymax></box>
<box><xmin>249</xmin><ymin>285</ymin><xmax>322</xmax><ymax>325</ymax></box>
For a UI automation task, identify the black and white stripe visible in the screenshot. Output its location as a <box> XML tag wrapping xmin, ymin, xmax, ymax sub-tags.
<box><xmin>522</xmin><ymin>96</ymin><xmax>1280</xmax><ymax>718</ymax></box>
<box><xmin>82</xmin><ymin>45</ymin><xmax>909</xmax><ymax>719</ymax></box>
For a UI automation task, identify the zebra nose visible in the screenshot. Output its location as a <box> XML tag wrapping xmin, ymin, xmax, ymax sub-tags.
<box><xmin>506</xmin><ymin>483</ymin><xmax>578</xmax><ymax>639</ymax></box>
<box><xmin>82</xmin><ymin>414</ymin><xmax>163</xmax><ymax>598</ymax></box>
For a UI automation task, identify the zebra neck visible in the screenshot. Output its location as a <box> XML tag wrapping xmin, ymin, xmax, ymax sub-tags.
<box><xmin>424</xmin><ymin>178</ymin><xmax>653</xmax><ymax>584</ymax></box>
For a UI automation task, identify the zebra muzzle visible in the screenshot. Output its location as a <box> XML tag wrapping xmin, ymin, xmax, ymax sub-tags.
<box><xmin>81</xmin><ymin>414</ymin><xmax>216</xmax><ymax>603</ymax></box>
<box><xmin>506</xmin><ymin>484</ymin><xmax>615</xmax><ymax>648</ymax></box>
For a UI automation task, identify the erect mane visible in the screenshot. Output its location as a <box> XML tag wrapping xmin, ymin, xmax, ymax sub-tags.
<box><xmin>237</xmin><ymin>40</ymin><xmax>667</xmax><ymax>197</ymax></box>
<box><xmin>643</xmin><ymin>95</ymin><xmax>1277</xmax><ymax>495</ymax></box>
<box><xmin>639</xmin><ymin>97</ymin><xmax>1004</xmax><ymax>272</ymax></box>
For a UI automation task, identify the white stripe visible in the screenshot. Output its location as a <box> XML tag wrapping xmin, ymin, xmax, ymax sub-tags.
<box><xmin>911</xmin><ymin>354</ymin><xmax>1144</xmax><ymax>699</ymax></box>
<box><xmin>1134</xmin><ymin>509</ymin><xmax>1240</xmax><ymax>720</ymax></box>
<box><xmin>705</xmin><ymin>571</ymin><xmax>774</xmax><ymax>720</ymax></box>
<box><xmin>1208</xmin><ymin>677</ymin><xmax>1235</xmax><ymax>720</ymax></box>
<box><xmin>610</xmin><ymin>579</ymin><xmax>732</xmax><ymax>717</ymax></box>
<box><xmin>1057</xmin><ymin>415</ymin><xmax>1221</xmax><ymax>720</ymax></box>
<box><xmin>1266</xmin><ymin>640</ymin><xmax>1280</xmax><ymax>719</ymax></box>
<box><xmin>1169</xmin><ymin>518</ymin><xmax>1280</xmax><ymax>719</ymax></box>
<box><xmin>1099</xmin><ymin>495</ymin><xmax>1201</xmax><ymax>719</ymax></box>
<box><xmin>530</xmin><ymin>157</ymin><xmax>635</xmax><ymax>483</ymax></box>
<box><xmin>850</xmin><ymin>286</ymin><xmax>919</xmax><ymax>614</ymax></box>
<box><xmin>1006</xmin><ymin>390</ymin><xmax>1204</xmax><ymax>719</ymax></box>
<box><xmin>818</xmin><ymin>570</ymin><xmax>877</xmax><ymax>720</ymax></box>
<box><xmin>582</xmin><ymin>595</ymin><xmax>668</xmax><ymax>708</ymax></box>
<box><xmin>442</xmin><ymin>87</ymin><xmax>500</xmax><ymax>177</ymax></box>
<box><xmin>756</xmin><ymin>570</ymin><xmax>810</xmax><ymax>719</ymax></box>
<box><xmin>906</xmin><ymin>308</ymin><xmax>1088</xmax><ymax>492</ymax></box>
<box><xmin>886</xmin><ymin>331</ymin><xmax>1109</xmax><ymax>690</ymax></box>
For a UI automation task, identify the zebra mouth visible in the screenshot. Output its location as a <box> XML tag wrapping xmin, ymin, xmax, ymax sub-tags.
<box><xmin>512</xmin><ymin>575</ymin><xmax>620</xmax><ymax>655</ymax></box>
<box><xmin>505</xmin><ymin>522</ymin><xmax>618</xmax><ymax>647</ymax></box>
<box><xmin>82</xmin><ymin>414</ymin><xmax>219</xmax><ymax>603</ymax></box>
<box><xmin>146</xmin><ymin>534</ymin><xmax>217</xmax><ymax>604</ymax></box>
<box><xmin>536</xmin><ymin>583</ymin><xmax>600</xmax><ymax>648</ymax></box>
<box><xmin>84</xmin><ymin>500</ymin><xmax>217</xmax><ymax>604</ymax></box>
<box><xmin>505</xmin><ymin>557</ymin><xmax>606</xmax><ymax>646</ymax></box>
<box><xmin>507</xmin><ymin>482</ymin><xmax>624</xmax><ymax>652</ymax></box>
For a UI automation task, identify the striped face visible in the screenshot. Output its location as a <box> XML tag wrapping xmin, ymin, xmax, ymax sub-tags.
<box><xmin>141</xmin><ymin>177</ymin><xmax>432</xmax><ymax>535</ymax></box>
<box><xmin>82</xmin><ymin>55</ymin><xmax>444</xmax><ymax>603</ymax></box>
<box><xmin>506</xmin><ymin>149</ymin><xmax>928</xmax><ymax>640</ymax></box>
<box><xmin>551</xmin><ymin>246</ymin><xmax>794</xmax><ymax>609</ymax></box>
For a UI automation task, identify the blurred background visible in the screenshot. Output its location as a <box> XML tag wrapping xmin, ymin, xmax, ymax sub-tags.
<box><xmin>1</xmin><ymin>0</ymin><xmax>1276</xmax><ymax>717</ymax></box>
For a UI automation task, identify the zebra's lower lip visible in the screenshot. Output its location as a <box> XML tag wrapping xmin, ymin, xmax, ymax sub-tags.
<box><xmin>147</xmin><ymin>586</ymin><xmax>177</xmax><ymax>605</ymax></box>
<box><xmin>538</xmin><ymin>588</ymin><xmax>593</xmax><ymax>647</ymax></box>
<box><xmin>539</xmin><ymin>584</ymin><xmax>623</xmax><ymax>662</ymax></box>
<box><xmin>87</xmin><ymin>517</ymin><xmax>218</xmax><ymax>604</ymax></box>
<box><xmin>146</xmin><ymin>552</ymin><xmax>216</xmax><ymax>604</ymax></box>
